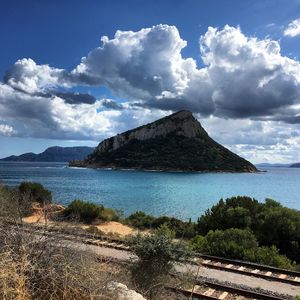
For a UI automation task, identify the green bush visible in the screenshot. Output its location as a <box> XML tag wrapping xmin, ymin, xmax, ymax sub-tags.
<box><xmin>18</xmin><ymin>182</ymin><xmax>52</xmax><ymax>204</ymax></box>
<box><xmin>65</xmin><ymin>200</ymin><xmax>103</xmax><ymax>223</ymax></box>
<box><xmin>64</xmin><ymin>200</ymin><xmax>119</xmax><ymax>224</ymax></box>
<box><xmin>191</xmin><ymin>228</ymin><xmax>258</xmax><ymax>260</ymax></box>
<box><xmin>196</xmin><ymin>196</ymin><xmax>300</xmax><ymax>263</ymax></box>
<box><xmin>191</xmin><ymin>228</ymin><xmax>293</xmax><ymax>269</ymax></box>
<box><xmin>244</xmin><ymin>246</ymin><xmax>293</xmax><ymax>269</ymax></box>
<box><xmin>126</xmin><ymin>211</ymin><xmax>155</xmax><ymax>229</ymax></box>
<box><xmin>126</xmin><ymin>212</ymin><xmax>196</xmax><ymax>238</ymax></box>
<box><xmin>126</xmin><ymin>225</ymin><xmax>192</xmax><ymax>298</ymax></box>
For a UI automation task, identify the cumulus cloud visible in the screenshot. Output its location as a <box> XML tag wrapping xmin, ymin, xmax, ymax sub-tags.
<box><xmin>200</xmin><ymin>25</ymin><xmax>300</xmax><ymax>120</ymax></box>
<box><xmin>71</xmin><ymin>24</ymin><xmax>300</xmax><ymax>122</ymax></box>
<box><xmin>4</xmin><ymin>58</ymin><xmax>71</xmax><ymax>94</ymax></box>
<box><xmin>284</xmin><ymin>19</ymin><xmax>300</xmax><ymax>37</ymax></box>
<box><xmin>71</xmin><ymin>25</ymin><xmax>199</xmax><ymax>103</ymax></box>
<box><xmin>1</xmin><ymin>24</ymin><xmax>300</xmax><ymax>163</ymax></box>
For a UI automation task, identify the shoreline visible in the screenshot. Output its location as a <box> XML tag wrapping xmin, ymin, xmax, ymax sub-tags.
<box><xmin>68</xmin><ymin>162</ymin><xmax>261</xmax><ymax>174</ymax></box>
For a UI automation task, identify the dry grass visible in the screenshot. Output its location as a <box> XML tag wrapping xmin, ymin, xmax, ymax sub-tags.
<box><xmin>0</xmin><ymin>186</ymin><xmax>131</xmax><ymax>300</ymax></box>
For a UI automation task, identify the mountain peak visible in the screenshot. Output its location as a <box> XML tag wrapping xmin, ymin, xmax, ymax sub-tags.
<box><xmin>70</xmin><ymin>111</ymin><xmax>257</xmax><ymax>172</ymax></box>
<box><xmin>171</xmin><ymin>109</ymin><xmax>193</xmax><ymax>117</ymax></box>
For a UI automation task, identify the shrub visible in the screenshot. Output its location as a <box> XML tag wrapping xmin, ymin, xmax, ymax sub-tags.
<box><xmin>191</xmin><ymin>228</ymin><xmax>258</xmax><ymax>260</ymax></box>
<box><xmin>65</xmin><ymin>200</ymin><xmax>104</xmax><ymax>223</ymax></box>
<box><xmin>126</xmin><ymin>211</ymin><xmax>155</xmax><ymax>229</ymax></box>
<box><xmin>244</xmin><ymin>246</ymin><xmax>293</xmax><ymax>269</ymax></box>
<box><xmin>126</xmin><ymin>212</ymin><xmax>197</xmax><ymax>238</ymax></box>
<box><xmin>127</xmin><ymin>226</ymin><xmax>192</xmax><ymax>298</ymax></box>
<box><xmin>65</xmin><ymin>200</ymin><xmax>119</xmax><ymax>223</ymax></box>
<box><xmin>191</xmin><ymin>228</ymin><xmax>293</xmax><ymax>268</ymax></box>
<box><xmin>196</xmin><ymin>196</ymin><xmax>260</xmax><ymax>235</ymax></box>
<box><xmin>196</xmin><ymin>196</ymin><xmax>300</xmax><ymax>263</ymax></box>
<box><xmin>18</xmin><ymin>182</ymin><xmax>52</xmax><ymax>204</ymax></box>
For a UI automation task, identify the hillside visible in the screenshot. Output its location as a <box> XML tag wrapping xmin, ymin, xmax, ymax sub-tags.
<box><xmin>70</xmin><ymin>110</ymin><xmax>257</xmax><ymax>172</ymax></box>
<box><xmin>290</xmin><ymin>163</ymin><xmax>300</xmax><ymax>168</ymax></box>
<box><xmin>1</xmin><ymin>146</ymin><xmax>94</xmax><ymax>162</ymax></box>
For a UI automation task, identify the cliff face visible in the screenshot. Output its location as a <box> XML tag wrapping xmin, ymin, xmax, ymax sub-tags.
<box><xmin>70</xmin><ymin>110</ymin><xmax>257</xmax><ymax>172</ymax></box>
<box><xmin>97</xmin><ymin>110</ymin><xmax>206</xmax><ymax>154</ymax></box>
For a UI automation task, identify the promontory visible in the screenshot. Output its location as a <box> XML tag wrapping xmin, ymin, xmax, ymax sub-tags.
<box><xmin>69</xmin><ymin>110</ymin><xmax>257</xmax><ymax>172</ymax></box>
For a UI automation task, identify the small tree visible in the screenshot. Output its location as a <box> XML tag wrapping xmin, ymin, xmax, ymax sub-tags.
<box><xmin>18</xmin><ymin>182</ymin><xmax>52</xmax><ymax>205</ymax></box>
<box><xmin>127</xmin><ymin>225</ymin><xmax>193</xmax><ymax>298</ymax></box>
<box><xmin>64</xmin><ymin>200</ymin><xmax>104</xmax><ymax>223</ymax></box>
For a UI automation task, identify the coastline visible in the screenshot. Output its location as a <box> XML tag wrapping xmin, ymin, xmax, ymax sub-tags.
<box><xmin>68</xmin><ymin>161</ymin><xmax>260</xmax><ymax>174</ymax></box>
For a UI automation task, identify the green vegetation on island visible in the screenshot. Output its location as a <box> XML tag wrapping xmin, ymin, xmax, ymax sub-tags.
<box><xmin>70</xmin><ymin>110</ymin><xmax>257</xmax><ymax>172</ymax></box>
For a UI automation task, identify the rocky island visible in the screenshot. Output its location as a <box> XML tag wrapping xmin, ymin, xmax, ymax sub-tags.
<box><xmin>70</xmin><ymin>110</ymin><xmax>257</xmax><ymax>172</ymax></box>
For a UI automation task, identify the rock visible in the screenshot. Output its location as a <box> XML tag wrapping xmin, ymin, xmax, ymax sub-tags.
<box><xmin>107</xmin><ymin>281</ymin><xmax>146</xmax><ymax>300</ymax></box>
<box><xmin>70</xmin><ymin>110</ymin><xmax>257</xmax><ymax>172</ymax></box>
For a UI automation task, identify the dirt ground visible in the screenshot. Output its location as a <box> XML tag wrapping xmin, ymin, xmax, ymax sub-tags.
<box><xmin>22</xmin><ymin>203</ymin><xmax>139</xmax><ymax>237</ymax></box>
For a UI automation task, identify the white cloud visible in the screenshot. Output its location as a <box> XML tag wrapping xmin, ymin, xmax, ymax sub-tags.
<box><xmin>200</xmin><ymin>25</ymin><xmax>300</xmax><ymax>119</ymax></box>
<box><xmin>71</xmin><ymin>25</ymin><xmax>198</xmax><ymax>103</ymax></box>
<box><xmin>0</xmin><ymin>123</ymin><xmax>15</xmax><ymax>136</ymax></box>
<box><xmin>4</xmin><ymin>58</ymin><xmax>71</xmax><ymax>94</ymax></box>
<box><xmin>284</xmin><ymin>18</ymin><xmax>300</xmax><ymax>37</ymax></box>
<box><xmin>1</xmin><ymin>24</ymin><xmax>300</xmax><ymax>163</ymax></box>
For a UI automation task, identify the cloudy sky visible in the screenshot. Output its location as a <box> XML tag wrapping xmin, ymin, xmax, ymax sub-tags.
<box><xmin>1</xmin><ymin>0</ymin><xmax>300</xmax><ymax>163</ymax></box>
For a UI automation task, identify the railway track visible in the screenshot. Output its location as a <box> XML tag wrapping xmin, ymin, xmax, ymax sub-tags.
<box><xmin>166</xmin><ymin>280</ymin><xmax>288</xmax><ymax>299</ymax></box>
<box><xmin>12</xmin><ymin>222</ymin><xmax>130</xmax><ymax>251</ymax></box>
<box><xmin>198</xmin><ymin>254</ymin><xmax>300</xmax><ymax>286</ymax></box>
<box><xmin>10</xmin><ymin>222</ymin><xmax>300</xmax><ymax>288</ymax></box>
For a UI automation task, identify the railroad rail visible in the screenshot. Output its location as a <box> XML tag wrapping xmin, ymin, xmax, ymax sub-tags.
<box><xmin>198</xmin><ymin>254</ymin><xmax>300</xmax><ymax>286</ymax></box>
<box><xmin>166</xmin><ymin>280</ymin><xmax>288</xmax><ymax>300</ymax></box>
<box><xmin>8</xmin><ymin>222</ymin><xmax>300</xmax><ymax>287</ymax></box>
<box><xmin>10</xmin><ymin>222</ymin><xmax>130</xmax><ymax>251</ymax></box>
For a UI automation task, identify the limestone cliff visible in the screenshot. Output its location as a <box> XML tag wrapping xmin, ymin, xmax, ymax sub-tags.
<box><xmin>70</xmin><ymin>110</ymin><xmax>257</xmax><ymax>172</ymax></box>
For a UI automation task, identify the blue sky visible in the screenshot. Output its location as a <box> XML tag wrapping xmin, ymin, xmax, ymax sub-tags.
<box><xmin>1</xmin><ymin>0</ymin><xmax>300</xmax><ymax>163</ymax></box>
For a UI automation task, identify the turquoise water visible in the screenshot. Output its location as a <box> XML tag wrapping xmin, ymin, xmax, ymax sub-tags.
<box><xmin>0</xmin><ymin>161</ymin><xmax>299</xmax><ymax>220</ymax></box>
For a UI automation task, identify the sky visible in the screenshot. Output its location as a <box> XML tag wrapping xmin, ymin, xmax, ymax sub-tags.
<box><xmin>1</xmin><ymin>0</ymin><xmax>300</xmax><ymax>163</ymax></box>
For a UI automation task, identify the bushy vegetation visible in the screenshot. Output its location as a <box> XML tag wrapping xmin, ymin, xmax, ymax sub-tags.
<box><xmin>196</xmin><ymin>196</ymin><xmax>300</xmax><ymax>262</ymax></box>
<box><xmin>64</xmin><ymin>199</ymin><xmax>120</xmax><ymax>223</ymax></box>
<box><xmin>18</xmin><ymin>181</ymin><xmax>52</xmax><ymax>204</ymax></box>
<box><xmin>191</xmin><ymin>228</ymin><xmax>293</xmax><ymax>269</ymax></box>
<box><xmin>126</xmin><ymin>211</ymin><xmax>196</xmax><ymax>238</ymax></box>
<box><xmin>127</xmin><ymin>225</ymin><xmax>193</xmax><ymax>298</ymax></box>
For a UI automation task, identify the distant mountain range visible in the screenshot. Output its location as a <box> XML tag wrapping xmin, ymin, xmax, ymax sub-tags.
<box><xmin>290</xmin><ymin>163</ymin><xmax>300</xmax><ymax>168</ymax></box>
<box><xmin>0</xmin><ymin>146</ymin><xmax>94</xmax><ymax>162</ymax></box>
<box><xmin>256</xmin><ymin>163</ymin><xmax>300</xmax><ymax>168</ymax></box>
<box><xmin>70</xmin><ymin>110</ymin><xmax>257</xmax><ymax>172</ymax></box>
<box><xmin>256</xmin><ymin>163</ymin><xmax>291</xmax><ymax>168</ymax></box>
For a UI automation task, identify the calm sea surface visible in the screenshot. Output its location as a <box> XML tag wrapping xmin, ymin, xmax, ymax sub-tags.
<box><xmin>0</xmin><ymin>161</ymin><xmax>299</xmax><ymax>220</ymax></box>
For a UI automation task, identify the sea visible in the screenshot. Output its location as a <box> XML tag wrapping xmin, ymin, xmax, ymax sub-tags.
<box><xmin>0</xmin><ymin>161</ymin><xmax>299</xmax><ymax>220</ymax></box>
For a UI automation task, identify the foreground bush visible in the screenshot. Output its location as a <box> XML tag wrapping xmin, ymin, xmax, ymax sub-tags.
<box><xmin>127</xmin><ymin>226</ymin><xmax>193</xmax><ymax>298</ymax></box>
<box><xmin>65</xmin><ymin>199</ymin><xmax>119</xmax><ymax>223</ymax></box>
<box><xmin>191</xmin><ymin>228</ymin><xmax>293</xmax><ymax>269</ymax></box>
<box><xmin>18</xmin><ymin>181</ymin><xmax>52</xmax><ymax>204</ymax></box>
<box><xmin>196</xmin><ymin>196</ymin><xmax>300</xmax><ymax>262</ymax></box>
